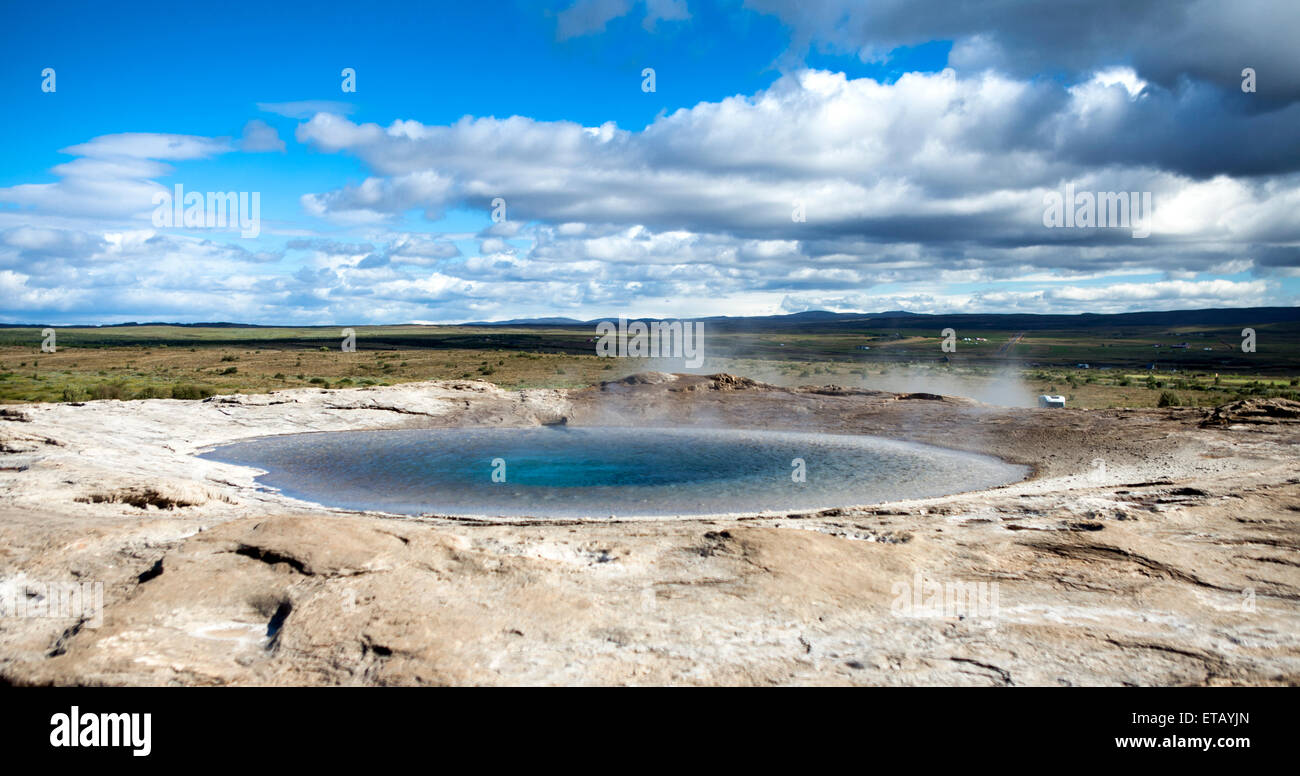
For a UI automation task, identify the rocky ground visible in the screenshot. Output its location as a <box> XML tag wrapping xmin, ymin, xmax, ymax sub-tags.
<box><xmin>0</xmin><ymin>373</ymin><xmax>1297</xmax><ymax>685</ymax></box>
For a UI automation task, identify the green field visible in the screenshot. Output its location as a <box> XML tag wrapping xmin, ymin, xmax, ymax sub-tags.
<box><xmin>1</xmin><ymin>321</ymin><xmax>1297</xmax><ymax>409</ymax></box>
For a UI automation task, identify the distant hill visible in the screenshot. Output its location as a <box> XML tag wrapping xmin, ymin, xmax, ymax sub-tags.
<box><xmin>460</xmin><ymin>317</ymin><xmax>588</xmax><ymax>326</ymax></box>
<box><xmin>456</xmin><ymin>307</ymin><xmax>1300</xmax><ymax>332</ymax></box>
<box><xmin>3</xmin><ymin>307</ymin><xmax>1295</xmax><ymax>332</ymax></box>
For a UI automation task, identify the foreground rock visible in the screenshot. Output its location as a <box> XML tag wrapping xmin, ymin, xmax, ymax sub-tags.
<box><xmin>1</xmin><ymin>374</ymin><xmax>1297</xmax><ymax>685</ymax></box>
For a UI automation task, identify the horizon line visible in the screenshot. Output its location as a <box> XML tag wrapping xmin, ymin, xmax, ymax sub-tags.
<box><xmin>2</xmin><ymin>305</ymin><xmax>1298</xmax><ymax>329</ymax></box>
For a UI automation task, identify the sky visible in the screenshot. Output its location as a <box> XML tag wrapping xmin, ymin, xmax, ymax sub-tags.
<box><xmin>1</xmin><ymin>0</ymin><xmax>1298</xmax><ymax>324</ymax></box>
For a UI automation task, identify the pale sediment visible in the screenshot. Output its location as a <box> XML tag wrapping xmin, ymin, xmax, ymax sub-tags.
<box><xmin>0</xmin><ymin>374</ymin><xmax>1297</xmax><ymax>685</ymax></box>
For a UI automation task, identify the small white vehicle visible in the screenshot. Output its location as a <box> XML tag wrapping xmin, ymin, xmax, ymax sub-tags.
<box><xmin>1038</xmin><ymin>395</ymin><xmax>1066</xmax><ymax>408</ymax></box>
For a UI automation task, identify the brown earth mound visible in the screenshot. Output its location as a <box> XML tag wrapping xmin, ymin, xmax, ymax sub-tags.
<box><xmin>1201</xmin><ymin>397</ymin><xmax>1300</xmax><ymax>426</ymax></box>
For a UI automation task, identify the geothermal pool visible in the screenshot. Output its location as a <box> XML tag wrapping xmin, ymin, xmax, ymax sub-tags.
<box><xmin>200</xmin><ymin>427</ymin><xmax>1028</xmax><ymax>518</ymax></box>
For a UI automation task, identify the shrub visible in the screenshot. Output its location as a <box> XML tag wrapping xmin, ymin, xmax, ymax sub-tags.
<box><xmin>90</xmin><ymin>383</ymin><xmax>127</xmax><ymax>400</ymax></box>
<box><xmin>221</xmin><ymin>366</ymin><xmax>238</xmax><ymax>375</ymax></box>
<box><xmin>1157</xmin><ymin>390</ymin><xmax>1181</xmax><ymax>407</ymax></box>
<box><xmin>171</xmin><ymin>384</ymin><xmax>213</xmax><ymax>400</ymax></box>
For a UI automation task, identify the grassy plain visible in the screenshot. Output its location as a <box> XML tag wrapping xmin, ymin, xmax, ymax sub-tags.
<box><xmin>1</xmin><ymin>322</ymin><xmax>1297</xmax><ymax>408</ymax></box>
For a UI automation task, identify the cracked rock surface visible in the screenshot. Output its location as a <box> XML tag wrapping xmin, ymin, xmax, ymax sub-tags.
<box><xmin>1</xmin><ymin>375</ymin><xmax>1297</xmax><ymax>685</ymax></box>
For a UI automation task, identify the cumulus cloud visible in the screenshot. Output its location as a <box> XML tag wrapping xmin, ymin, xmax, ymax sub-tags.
<box><xmin>294</xmin><ymin>68</ymin><xmax>1300</xmax><ymax>278</ymax></box>
<box><xmin>61</xmin><ymin>133</ymin><xmax>231</xmax><ymax>161</ymax></box>
<box><xmin>301</xmin><ymin>171</ymin><xmax>457</xmax><ymax>224</ymax></box>
<box><xmin>268</xmin><ymin>61</ymin><xmax>1300</xmax><ymax>320</ymax></box>
<box><xmin>556</xmin><ymin>0</ymin><xmax>631</xmax><ymax>39</ymax></box>
<box><xmin>0</xmin><ymin>132</ymin><xmax>234</xmax><ymax>219</ymax></box>
<box><xmin>555</xmin><ymin>0</ymin><xmax>689</xmax><ymax>39</ymax></box>
<box><xmin>780</xmin><ymin>278</ymin><xmax>1278</xmax><ymax>317</ymax></box>
<box><xmin>0</xmin><ymin>224</ymin><xmax>290</xmax><ymax>324</ymax></box>
<box><xmin>3</xmin><ymin>4</ymin><xmax>1296</xmax><ymax>323</ymax></box>
<box><xmin>745</xmin><ymin>0</ymin><xmax>1300</xmax><ymax>104</ymax></box>
<box><xmin>257</xmin><ymin>100</ymin><xmax>358</xmax><ymax>119</ymax></box>
<box><xmin>643</xmin><ymin>0</ymin><xmax>690</xmax><ymax>30</ymax></box>
<box><xmin>239</xmin><ymin>119</ymin><xmax>287</xmax><ymax>152</ymax></box>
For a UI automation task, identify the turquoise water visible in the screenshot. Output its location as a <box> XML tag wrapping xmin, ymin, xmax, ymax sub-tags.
<box><xmin>199</xmin><ymin>427</ymin><xmax>1027</xmax><ymax>518</ymax></box>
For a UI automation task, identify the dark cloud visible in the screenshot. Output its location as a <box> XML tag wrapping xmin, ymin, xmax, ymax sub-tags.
<box><xmin>746</xmin><ymin>0</ymin><xmax>1300</xmax><ymax>105</ymax></box>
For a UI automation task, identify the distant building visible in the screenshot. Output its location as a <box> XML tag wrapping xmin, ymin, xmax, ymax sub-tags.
<box><xmin>1038</xmin><ymin>395</ymin><xmax>1066</xmax><ymax>408</ymax></box>
<box><xmin>1076</xmin><ymin>363</ymin><xmax>1090</xmax><ymax>369</ymax></box>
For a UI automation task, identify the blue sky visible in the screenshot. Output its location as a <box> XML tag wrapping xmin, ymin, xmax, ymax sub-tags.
<box><xmin>1</xmin><ymin>0</ymin><xmax>1297</xmax><ymax>324</ymax></box>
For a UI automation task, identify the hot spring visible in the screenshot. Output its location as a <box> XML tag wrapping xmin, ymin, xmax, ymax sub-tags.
<box><xmin>200</xmin><ymin>427</ymin><xmax>1028</xmax><ymax>518</ymax></box>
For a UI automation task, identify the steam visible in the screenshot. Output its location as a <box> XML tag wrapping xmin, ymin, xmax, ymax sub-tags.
<box><xmin>624</xmin><ymin>353</ymin><xmax>1036</xmax><ymax>408</ymax></box>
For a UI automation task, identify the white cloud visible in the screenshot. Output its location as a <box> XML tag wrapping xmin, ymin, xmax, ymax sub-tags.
<box><xmin>257</xmin><ymin>100</ymin><xmax>358</xmax><ymax>119</ymax></box>
<box><xmin>239</xmin><ymin>119</ymin><xmax>286</xmax><ymax>153</ymax></box>
<box><xmin>782</xmin><ymin>278</ymin><xmax>1277</xmax><ymax>316</ymax></box>
<box><xmin>294</xmin><ymin>69</ymin><xmax>1300</xmax><ymax>272</ymax></box>
<box><xmin>0</xmin><ymin>132</ymin><xmax>234</xmax><ymax>220</ymax></box>
<box><xmin>2</xmin><ymin>50</ymin><xmax>1296</xmax><ymax>323</ymax></box>
<box><xmin>61</xmin><ymin>133</ymin><xmax>230</xmax><ymax>161</ymax></box>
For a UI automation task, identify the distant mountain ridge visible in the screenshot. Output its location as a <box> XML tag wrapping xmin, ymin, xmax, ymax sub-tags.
<box><xmin>460</xmin><ymin>317</ymin><xmax>588</xmax><ymax>326</ymax></box>
<box><xmin>3</xmin><ymin>307</ymin><xmax>1296</xmax><ymax>331</ymax></box>
<box><xmin>458</xmin><ymin>306</ymin><xmax>1300</xmax><ymax>332</ymax></box>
